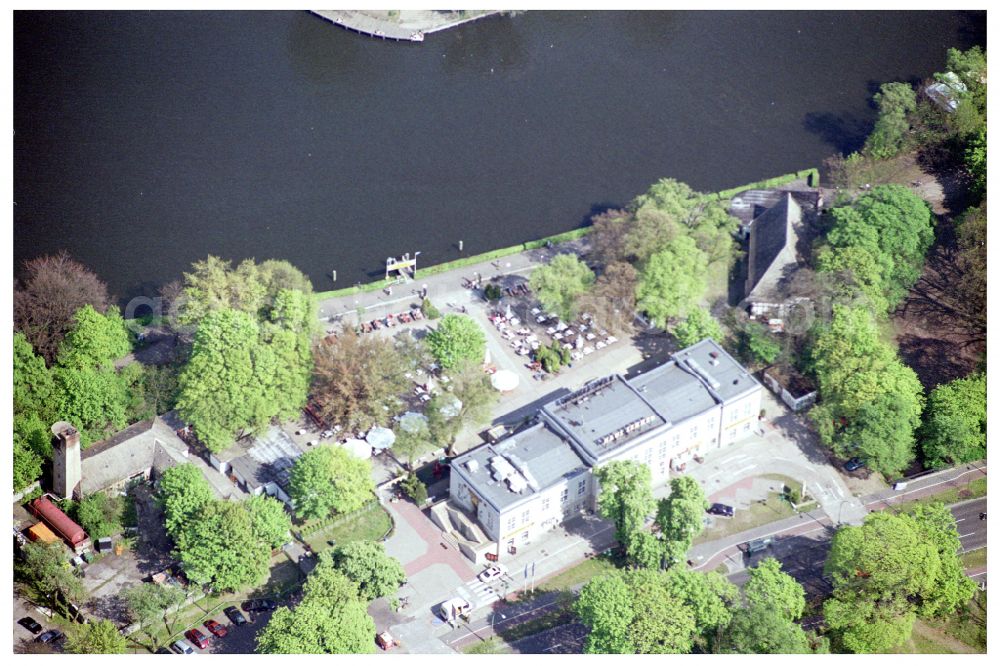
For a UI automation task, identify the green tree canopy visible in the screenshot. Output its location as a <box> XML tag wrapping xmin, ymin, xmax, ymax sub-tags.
<box><xmin>175</xmin><ymin>308</ymin><xmax>277</xmax><ymax>452</ymax></box>
<box><xmin>817</xmin><ymin>185</ymin><xmax>934</xmax><ymax>312</ymax></box>
<box><xmin>594</xmin><ymin>460</ymin><xmax>655</xmax><ymax>558</ymax></box>
<box><xmin>743</xmin><ymin>557</ymin><xmax>806</xmax><ymax>621</ymax></box>
<box><xmin>157</xmin><ymin>463</ymin><xmax>216</xmax><ymax>538</ymax></box>
<box><xmin>328</xmin><ymin>541</ymin><xmax>406</xmax><ymax>602</ymax></box>
<box><xmin>289</xmin><ymin>445</ymin><xmax>374</xmax><ymax>520</ymax></box>
<box><xmin>671</xmin><ymin>309</ymin><xmax>723</xmax><ymax>348</ymax></box>
<box><xmin>807</xmin><ymin>305</ymin><xmax>924</xmax><ymax>477</ymax></box>
<box><xmin>15</xmin><ymin>541</ymin><xmax>88</xmax><ymax>614</ymax></box>
<box><xmin>575</xmin><ymin>568</ymin><xmax>733</xmax><ymax>654</ymax></box>
<box><xmin>53</xmin><ymin>366</ymin><xmax>130</xmax><ymax>445</ymax></box>
<box><xmin>656</xmin><ymin>475</ymin><xmax>708</xmax><ymax>567</ymax></box>
<box><xmin>257</xmin><ymin>560</ymin><xmax>375</xmax><ymax>654</ymax></box>
<box><xmin>863</xmin><ymin>82</ymin><xmax>917</xmax><ymax>159</ymax></box>
<box><xmin>246</xmin><ymin>494</ymin><xmax>292</xmax><ymax>550</ymax></box>
<box><xmin>822</xmin><ymin>508</ymin><xmax>975</xmax><ymax>652</ymax></box>
<box><xmin>174</xmin><ymin>499</ymin><xmax>272</xmax><ymax>592</ymax></box>
<box><xmin>123</xmin><ymin>582</ymin><xmax>187</xmax><ymax>628</ymax></box>
<box><xmin>921</xmin><ymin>372</ymin><xmax>986</xmax><ymax>468</ymax></box>
<box><xmin>425</xmin><ymin>314</ymin><xmax>487</xmax><ymax>370</ymax></box>
<box><xmin>76</xmin><ymin>492</ymin><xmax>123</xmax><ymax>540</ymax></box>
<box><xmin>954</xmin><ymin>202</ymin><xmax>986</xmax><ymax>334</ymax></box>
<box><xmin>58</xmin><ymin>304</ymin><xmax>132</xmax><ymax>370</ymax></box>
<box><xmin>737</xmin><ymin>321</ymin><xmax>781</xmax><ymax>366</ymax></box>
<box><xmin>64</xmin><ymin>619</ymin><xmax>127</xmax><ymax>654</ymax></box>
<box><xmin>636</xmin><ymin>235</ymin><xmax>708</xmax><ymax>328</ymax></box>
<box><xmin>529</xmin><ymin>253</ymin><xmax>596</xmax><ymax>320</ymax></box>
<box><xmin>426</xmin><ymin>360</ymin><xmax>498</xmax><ymax>455</ymax></box>
<box><xmin>718</xmin><ymin>604</ymin><xmax>814</xmax><ymax>654</ymax></box>
<box><xmin>964</xmin><ymin>127</ymin><xmax>986</xmax><ymax>201</ymax></box>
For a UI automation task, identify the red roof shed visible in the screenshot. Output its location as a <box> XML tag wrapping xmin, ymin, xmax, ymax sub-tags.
<box><xmin>30</xmin><ymin>497</ymin><xmax>87</xmax><ymax>546</ymax></box>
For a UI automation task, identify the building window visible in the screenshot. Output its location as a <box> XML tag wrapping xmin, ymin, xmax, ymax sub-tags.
<box><xmin>521</xmin><ymin>509</ymin><xmax>530</xmax><ymax>525</ymax></box>
<box><xmin>743</xmin><ymin>421</ymin><xmax>751</xmax><ymax>433</ymax></box>
<box><xmin>644</xmin><ymin>449</ymin><xmax>653</xmax><ymax>466</ymax></box>
<box><xmin>577</xmin><ymin>478</ymin><xmax>587</xmax><ymax>496</ymax></box>
<box><xmin>729</xmin><ymin>410</ymin><xmax>738</xmax><ymax>423</ymax></box>
<box><xmin>672</xmin><ymin>433</ymin><xmax>681</xmax><ymax>447</ymax></box>
<box><xmin>542</xmin><ymin>497</ymin><xmax>551</xmax><ymax>511</ymax></box>
<box><xmin>507</xmin><ymin>516</ymin><xmax>516</xmax><ymax>531</ymax></box>
<box><xmin>729</xmin><ymin>428</ymin><xmax>737</xmax><ymax>442</ymax></box>
<box><xmin>659</xmin><ymin>440</ymin><xmax>668</xmax><ymax>458</ymax></box>
<box><xmin>561</xmin><ymin>488</ymin><xmax>569</xmax><ymax>503</ymax></box>
<box><xmin>708</xmin><ymin>416</ymin><xmax>716</xmax><ymax>431</ymax></box>
<box><xmin>744</xmin><ymin>402</ymin><xmax>752</xmax><ymax>417</ymax></box>
<box><xmin>689</xmin><ymin>424</ymin><xmax>698</xmax><ymax>440</ymax></box>
<box><xmin>521</xmin><ymin>530</ymin><xmax>530</xmax><ymax>544</ymax></box>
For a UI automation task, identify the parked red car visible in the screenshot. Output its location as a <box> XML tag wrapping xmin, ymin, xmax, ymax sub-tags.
<box><xmin>203</xmin><ymin>619</ymin><xmax>228</xmax><ymax>638</ymax></box>
<box><xmin>184</xmin><ymin>628</ymin><xmax>210</xmax><ymax>650</ymax></box>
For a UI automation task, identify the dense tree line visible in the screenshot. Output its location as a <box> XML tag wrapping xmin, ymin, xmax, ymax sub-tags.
<box><xmin>175</xmin><ymin>257</ymin><xmax>315</xmax><ymax>453</ymax></box>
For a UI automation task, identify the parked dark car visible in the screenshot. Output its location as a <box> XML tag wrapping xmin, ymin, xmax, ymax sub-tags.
<box><xmin>844</xmin><ymin>457</ymin><xmax>866</xmax><ymax>472</ymax></box>
<box><xmin>154</xmin><ymin>647</ymin><xmax>173</xmax><ymax>654</ymax></box>
<box><xmin>241</xmin><ymin>599</ymin><xmax>277</xmax><ymax>613</ymax></box>
<box><xmin>18</xmin><ymin>617</ymin><xmax>43</xmax><ymax>634</ymax></box>
<box><xmin>35</xmin><ymin>629</ymin><xmax>64</xmax><ymax>644</ymax></box>
<box><xmin>204</xmin><ymin>619</ymin><xmax>228</xmax><ymax>638</ymax></box>
<box><xmin>224</xmin><ymin>606</ymin><xmax>248</xmax><ymax>626</ymax></box>
<box><xmin>184</xmin><ymin>628</ymin><xmax>210</xmax><ymax>650</ymax></box>
<box><xmin>707</xmin><ymin>503</ymin><xmax>735</xmax><ymax>518</ymax></box>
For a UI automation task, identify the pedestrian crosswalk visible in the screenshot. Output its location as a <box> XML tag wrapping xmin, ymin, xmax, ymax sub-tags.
<box><xmin>455</xmin><ymin>576</ymin><xmax>510</xmax><ymax>608</ymax></box>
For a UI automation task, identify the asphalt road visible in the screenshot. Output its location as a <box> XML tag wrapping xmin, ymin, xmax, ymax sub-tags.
<box><xmin>497</xmin><ymin>498</ymin><xmax>987</xmax><ymax>654</ymax></box>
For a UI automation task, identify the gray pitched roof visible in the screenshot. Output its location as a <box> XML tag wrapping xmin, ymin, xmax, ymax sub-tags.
<box><xmin>451</xmin><ymin>422</ymin><xmax>587</xmax><ymax>512</ymax></box>
<box><xmin>745</xmin><ymin>192</ymin><xmax>801</xmax><ymax>303</ymax></box>
<box><xmin>81</xmin><ymin>417</ymin><xmax>189</xmax><ymax>495</ymax></box>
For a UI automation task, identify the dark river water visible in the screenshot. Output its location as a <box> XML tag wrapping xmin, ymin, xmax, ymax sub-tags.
<box><xmin>13</xmin><ymin>10</ymin><xmax>986</xmax><ymax>300</ymax></box>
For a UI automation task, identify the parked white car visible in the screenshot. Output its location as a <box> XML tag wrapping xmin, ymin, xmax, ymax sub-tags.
<box><xmin>478</xmin><ymin>563</ymin><xmax>507</xmax><ymax>583</ymax></box>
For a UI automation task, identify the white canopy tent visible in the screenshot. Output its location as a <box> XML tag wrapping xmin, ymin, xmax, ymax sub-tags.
<box><xmin>341</xmin><ymin>438</ymin><xmax>372</xmax><ymax>459</ymax></box>
<box><xmin>398</xmin><ymin>412</ymin><xmax>429</xmax><ymax>434</ymax></box>
<box><xmin>491</xmin><ymin>369</ymin><xmax>520</xmax><ymax>392</ymax></box>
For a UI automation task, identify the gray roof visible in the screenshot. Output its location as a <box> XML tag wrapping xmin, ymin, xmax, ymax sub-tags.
<box><xmin>669</xmin><ymin>339</ymin><xmax>761</xmax><ymax>403</ymax></box>
<box><xmin>729</xmin><ymin>188</ymin><xmax>820</xmax><ymax>230</ymax></box>
<box><xmin>228</xmin><ymin>426</ymin><xmax>306</xmax><ymax>491</ymax></box>
<box><xmin>81</xmin><ymin>417</ymin><xmax>189</xmax><ymax>495</ymax></box>
<box><xmin>452</xmin><ymin>422</ymin><xmax>587</xmax><ymax>512</ymax></box>
<box><xmin>745</xmin><ymin>192</ymin><xmax>802</xmax><ymax>302</ymax></box>
<box><xmin>541</xmin><ymin>376</ymin><xmax>665</xmax><ymax>462</ymax></box>
<box><xmin>625</xmin><ymin>361</ymin><xmax>717</xmax><ymax>424</ymax></box>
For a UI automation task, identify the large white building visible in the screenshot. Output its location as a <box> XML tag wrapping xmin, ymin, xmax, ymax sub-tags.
<box><xmin>446</xmin><ymin>338</ymin><xmax>762</xmax><ymax>560</ymax></box>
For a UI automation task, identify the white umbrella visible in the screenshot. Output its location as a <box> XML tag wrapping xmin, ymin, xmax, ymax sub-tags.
<box><xmin>484</xmin><ymin>347</ymin><xmax>492</xmax><ymax>365</ymax></box>
<box><xmin>491</xmin><ymin>370</ymin><xmax>519</xmax><ymax>392</ymax></box>
<box><xmin>398</xmin><ymin>412</ymin><xmax>428</xmax><ymax>434</ymax></box>
<box><xmin>366</xmin><ymin>427</ymin><xmax>396</xmax><ymax>451</ymax></box>
<box><xmin>505</xmin><ymin>303</ymin><xmax>512</xmax><ymax>319</ymax></box>
<box><xmin>342</xmin><ymin>438</ymin><xmax>372</xmax><ymax>459</ymax></box>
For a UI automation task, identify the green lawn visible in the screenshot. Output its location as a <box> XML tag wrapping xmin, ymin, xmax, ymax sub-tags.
<box><xmin>537</xmin><ymin>556</ymin><xmax>618</xmax><ymax>593</ymax></box>
<box><xmin>300</xmin><ymin>503</ymin><xmax>393</xmax><ymax>553</ymax></box>
<box><xmin>463</xmin><ymin>637</ymin><xmax>513</xmax><ymax>654</ymax></box>
<box><xmin>894</xmin><ymin>477</ymin><xmax>986</xmax><ymax>514</ymax></box>
<box><xmin>924</xmin><ymin>590</ymin><xmax>987</xmax><ymax>652</ymax></box>
<box><xmin>693</xmin><ymin>492</ymin><xmax>795</xmax><ymax>544</ymax></box>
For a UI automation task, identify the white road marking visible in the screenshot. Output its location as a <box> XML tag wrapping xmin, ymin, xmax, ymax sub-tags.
<box><xmin>969</xmin><ymin>571</ymin><xmax>987</xmax><ymax>578</ymax></box>
<box><xmin>956</xmin><ymin>517</ymin><xmax>966</xmax><ymax>522</ymax></box>
<box><xmin>959</xmin><ymin>532</ymin><xmax>976</xmax><ymax>538</ymax></box>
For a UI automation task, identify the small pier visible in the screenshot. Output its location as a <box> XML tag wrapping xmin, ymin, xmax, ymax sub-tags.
<box><xmin>309</xmin><ymin>10</ymin><xmax>503</xmax><ymax>42</ymax></box>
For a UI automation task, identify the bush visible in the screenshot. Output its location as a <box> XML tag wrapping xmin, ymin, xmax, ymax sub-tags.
<box><xmin>422</xmin><ymin>298</ymin><xmax>441</xmax><ymax>320</ymax></box>
<box><xmin>76</xmin><ymin>492</ymin><xmax>124</xmax><ymax>540</ymax></box>
<box><xmin>400</xmin><ymin>474</ymin><xmax>428</xmax><ymax>505</ymax></box>
<box><xmin>738</xmin><ymin>322</ymin><xmax>781</xmax><ymax>366</ymax></box>
<box><xmin>536</xmin><ymin>345</ymin><xmax>562</xmax><ymax>373</ymax></box>
<box><xmin>483</xmin><ymin>283</ymin><xmax>503</xmax><ymax>301</ymax></box>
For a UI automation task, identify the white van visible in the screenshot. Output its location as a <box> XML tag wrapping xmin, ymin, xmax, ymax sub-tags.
<box><xmin>437</xmin><ymin>597</ymin><xmax>471</xmax><ymax>622</ymax></box>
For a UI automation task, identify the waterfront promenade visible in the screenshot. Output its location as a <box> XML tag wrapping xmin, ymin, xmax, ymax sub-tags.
<box><xmin>310</xmin><ymin>10</ymin><xmax>502</xmax><ymax>42</ymax></box>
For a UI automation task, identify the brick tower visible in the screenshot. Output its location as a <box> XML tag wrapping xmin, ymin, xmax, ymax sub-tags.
<box><xmin>51</xmin><ymin>421</ymin><xmax>82</xmax><ymax>500</ymax></box>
